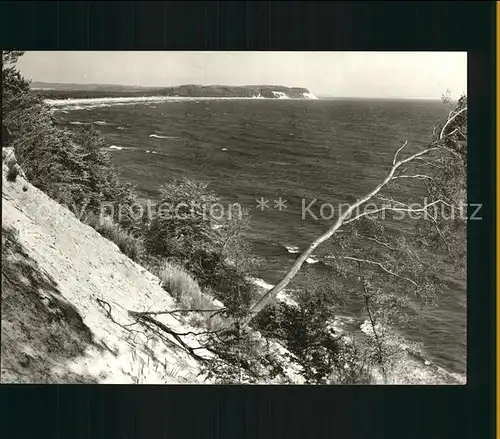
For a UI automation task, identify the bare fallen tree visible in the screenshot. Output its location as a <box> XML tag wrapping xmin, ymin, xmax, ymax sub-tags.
<box><xmin>241</xmin><ymin>97</ymin><xmax>467</xmax><ymax>328</ymax></box>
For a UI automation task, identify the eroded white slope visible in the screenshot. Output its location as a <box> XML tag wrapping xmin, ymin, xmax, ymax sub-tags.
<box><xmin>1</xmin><ymin>148</ymin><xmax>210</xmax><ymax>384</ymax></box>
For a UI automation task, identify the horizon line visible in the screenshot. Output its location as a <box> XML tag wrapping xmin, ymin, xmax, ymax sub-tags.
<box><xmin>29</xmin><ymin>81</ymin><xmax>447</xmax><ymax>101</ymax></box>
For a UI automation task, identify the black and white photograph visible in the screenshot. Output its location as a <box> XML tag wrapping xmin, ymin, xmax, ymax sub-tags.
<box><xmin>2</xmin><ymin>50</ymin><xmax>468</xmax><ymax>385</ymax></box>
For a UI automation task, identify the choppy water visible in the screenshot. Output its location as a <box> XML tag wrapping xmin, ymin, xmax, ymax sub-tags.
<box><xmin>52</xmin><ymin>97</ymin><xmax>466</xmax><ymax>383</ymax></box>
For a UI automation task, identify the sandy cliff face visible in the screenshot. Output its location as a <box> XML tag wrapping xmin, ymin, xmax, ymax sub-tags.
<box><xmin>1</xmin><ymin>148</ymin><xmax>210</xmax><ymax>383</ymax></box>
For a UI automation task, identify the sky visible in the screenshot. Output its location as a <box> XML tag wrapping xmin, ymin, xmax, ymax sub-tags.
<box><xmin>17</xmin><ymin>51</ymin><xmax>467</xmax><ymax>99</ymax></box>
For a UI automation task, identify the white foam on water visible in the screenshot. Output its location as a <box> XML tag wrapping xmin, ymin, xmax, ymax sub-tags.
<box><xmin>248</xmin><ymin>280</ymin><xmax>463</xmax><ymax>384</ymax></box>
<box><xmin>359</xmin><ymin>319</ymin><xmax>465</xmax><ymax>385</ymax></box>
<box><xmin>306</xmin><ymin>257</ymin><xmax>319</xmax><ymax>264</ymax></box>
<box><xmin>221</xmin><ymin>148</ymin><xmax>228</xmax><ymax>151</ymax></box>
<box><xmin>94</xmin><ymin>120</ymin><xmax>108</xmax><ymax>125</ymax></box>
<box><xmin>251</xmin><ymin>277</ymin><xmax>298</xmax><ymax>307</ymax></box>
<box><xmin>284</xmin><ymin>245</ymin><xmax>300</xmax><ymax>254</ymax></box>
<box><xmin>149</xmin><ymin>134</ymin><xmax>179</xmax><ymax>140</ymax></box>
<box><xmin>46</xmin><ymin>93</ymin><xmax>320</xmax><ymax>111</ymax></box>
<box><xmin>108</xmin><ymin>145</ymin><xmax>124</xmax><ymax>150</ymax></box>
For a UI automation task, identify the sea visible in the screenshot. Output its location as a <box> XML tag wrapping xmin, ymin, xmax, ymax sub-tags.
<box><xmin>51</xmin><ymin>96</ymin><xmax>466</xmax><ymax>384</ymax></box>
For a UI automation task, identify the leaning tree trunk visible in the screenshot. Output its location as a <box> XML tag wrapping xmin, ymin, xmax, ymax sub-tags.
<box><xmin>240</xmin><ymin>105</ymin><xmax>465</xmax><ymax>328</ymax></box>
<box><xmin>241</xmin><ymin>147</ymin><xmax>428</xmax><ymax>327</ymax></box>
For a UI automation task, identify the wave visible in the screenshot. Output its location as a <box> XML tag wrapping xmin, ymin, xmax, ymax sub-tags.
<box><xmin>359</xmin><ymin>319</ymin><xmax>465</xmax><ymax>384</ymax></box>
<box><xmin>284</xmin><ymin>245</ymin><xmax>300</xmax><ymax>254</ymax></box>
<box><xmin>248</xmin><ymin>275</ymin><xmax>465</xmax><ymax>384</ymax></box>
<box><xmin>282</xmin><ymin>244</ymin><xmax>320</xmax><ymax>264</ymax></box>
<box><xmin>69</xmin><ymin>121</ymin><xmax>87</xmax><ymax>125</ymax></box>
<box><xmin>149</xmin><ymin>134</ymin><xmax>179</xmax><ymax>140</ymax></box>
<box><xmin>251</xmin><ymin>277</ymin><xmax>298</xmax><ymax>307</ymax></box>
<box><xmin>327</xmin><ymin>315</ymin><xmax>357</xmax><ymax>336</ymax></box>
<box><xmin>45</xmin><ymin>94</ymin><xmax>322</xmax><ymax>111</ymax></box>
<box><xmin>94</xmin><ymin>120</ymin><xmax>108</xmax><ymax>125</ymax></box>
<box><xmin>249</xmin><ymin>281</ymin><xmax>463</xmax><ymax>384</ymax></box>
<box><xmin>109</xmin><ymin>145</ymin><xmax>124</xmax><ymax>150</ymax></box>
<box><xmin>221</xmin><ymin>148</ymin><xmax>228</xmax><ymax>151</ymax></box>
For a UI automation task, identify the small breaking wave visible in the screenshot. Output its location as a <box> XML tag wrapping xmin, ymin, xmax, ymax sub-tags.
<box><xmin>249</xmin><ymin>278</ymin><xmax>463</xmax><ymax>384</ymax></box>
<box><xmin>94</xmin><ymin>120</ymin><xmax>108</xmax><ymax>125</ymax></box>
<box><xmin>359</xmin><ymin>319</ymin><xmax>465</xmax><ymax>384</ymax></box>
<box><xmin>149</xmin><ymin>134</ymin><xmax>179</xmax><ymax>140</ymax></box>
<box><xmin>251</xmin><ymin>277</ymin><xmax>298</xmax><ymax>307</ymax></box>
<box><xmin>284</xmin><ymin>245</ymin><xmax>300</xmax><ymax>254</ymax></box>
<box><xmin>109</xmin><ymin>145</ymin><xmax>124</xmax><ymax>150</ymax></box>
<box><xmin>45</xmin><ymin>93</ymin><xmax>321</xmax><ymax>111</ymax></box>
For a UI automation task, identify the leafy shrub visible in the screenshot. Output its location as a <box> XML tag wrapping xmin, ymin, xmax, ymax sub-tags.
<box><xmin>144</xmin><ymin>179</ymin><xmax>219</xmax><ymax>258</ymax></box>
<box><xmin>202</xmin><ymin>326</ymin><xmax>291</xmax><ymax>384</ymax></box>
<box><xmin>144</xmin><ymin>179</ymin><xmax>258</xmax><ymax>317</ymax></box>
<box><xmin>2</xmin><ymin>53</ymin><xmax>141</xmax><ymax>233</ymax></box>
<box><xmin>252</xmin><ymin>267</ymin><xmax>374</xmax><ymax>384</ymax></box>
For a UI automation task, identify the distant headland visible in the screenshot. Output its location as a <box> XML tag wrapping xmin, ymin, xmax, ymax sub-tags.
<box><xmin>31</xmin><ymin>82</ymin><xmax>319</xmax><ymax>100</ymax></box>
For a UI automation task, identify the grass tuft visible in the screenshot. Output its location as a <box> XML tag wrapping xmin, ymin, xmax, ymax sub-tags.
<box><xmin>147</xmin><ymin>259</ymin><xmax>224</xmax><ymax>330</ymax></box>
<box><xmin>83</xmin><ymin>214</ymin><xmax>145</xmax><ymax>263</ymax></box>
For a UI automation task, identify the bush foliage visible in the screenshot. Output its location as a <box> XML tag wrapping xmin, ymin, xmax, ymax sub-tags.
<box><xmin>144</xmin><ymin>179</ymin><xmax>259</xmax><ymax>317</ymax></box>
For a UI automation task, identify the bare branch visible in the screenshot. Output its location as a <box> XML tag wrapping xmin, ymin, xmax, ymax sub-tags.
<box><xmin>135</xmin><ymin>308</ymin><xmax>226</xmax><ymax>316</ymax></box>
<box><xmin>357</xmin><ymin>235</ymin><xmax>397</xmax><ymax>251</ymax></box>
<box><xmin>439</xmin><ymin>106</ymin><xmax>467</xmax><ymax>140</ymax></box>
<box><xmin>329</xmin><ymin>255</ymin><xmax>419</xmax><ymax>288</ymax></box>
<box><xmin>393</xmin><ymin>174</ymin><xmax>432</xmax><ymax>180</ymax></box>
<box><xmin>344</xmin><ymin>199</ymin><xmax>457</xmax><ymax>225</ymax></box>
<box><xmin>420</xmin><ymin>209</ymin><xmax>452</xmax><ymax>255</ymax></box>
<box><xmin>128</xmin><ymin>310</ymin><xmax>211</xmax><ymax>362</ymax></box>
<box><xmin>446</xmin><ymin>127</ymin><xmax>467</xmax><ymax>139</ymax></box>
<box><xmin>392</xmin><ymin>141</ymin><xmax>408</xmax><ymax>165</ymax></box>
<box><xmin>440</xmin><ymin>146</ymin><xmax>463</xmax><ymax>159</ymax></box>
<box><xmin>242</xmin><ymin>141</ymin><xmax>448</xmax><ymax>327</ymax></box>
<box><xmin>242</xmin><ymin>145</ymin><xmax>443</xmax><ymax>326</ymax></box>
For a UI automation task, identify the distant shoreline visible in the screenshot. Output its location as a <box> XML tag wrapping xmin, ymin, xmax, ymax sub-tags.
<box><xmin>45</xmin><ymin>95</ymin><xmax>443</xmax><ymax>108</ymax></box>
<box><xmin>45</xmin><ymin>95</ymin><xmax>320</xmax><ymax>107</ymax></box>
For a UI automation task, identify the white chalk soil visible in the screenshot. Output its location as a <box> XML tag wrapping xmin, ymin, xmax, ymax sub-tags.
<box><xmin>1</xmin><ymin>148</ymin><xmax>212</xmax><ymax>384</ymax></box>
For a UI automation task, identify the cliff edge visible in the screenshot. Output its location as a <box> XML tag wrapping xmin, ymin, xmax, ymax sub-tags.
<box><xmin>1</xmin><ymin>148</ymin><xmax>210</xmax><ymax>383</ymax></box>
